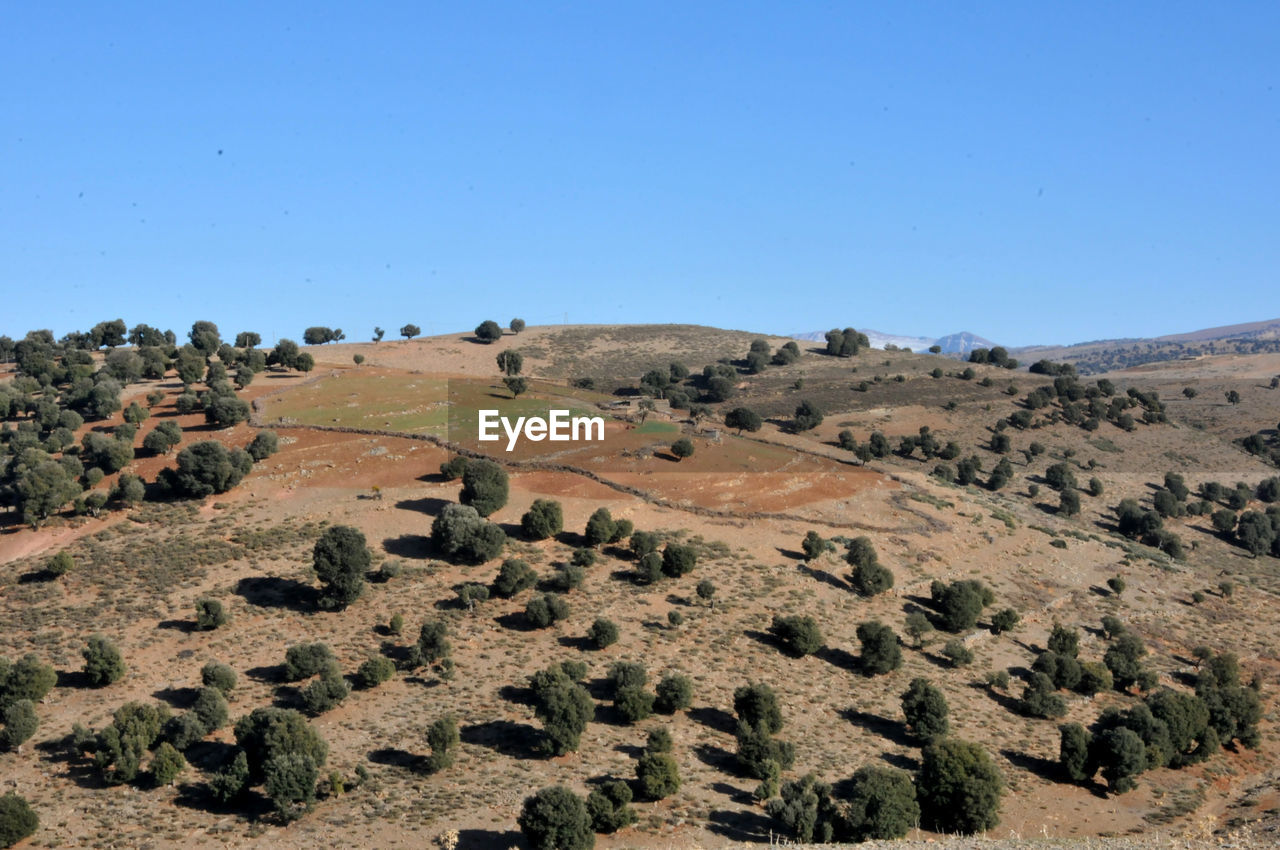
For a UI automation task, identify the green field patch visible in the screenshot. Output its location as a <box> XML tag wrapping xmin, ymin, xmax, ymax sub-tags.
<box><xmin>264</xmin><ymin>372</ymin><xmax>450</xmax><ymax>433</ymax></box>
<box><xmin>634</xmin><ymin>420</ymin><xmax>679</xmax><ymax>434</ymax></box>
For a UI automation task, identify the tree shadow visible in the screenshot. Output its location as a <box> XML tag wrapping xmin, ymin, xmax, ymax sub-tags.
<box><xmin>157</xmin><ymin>619</ymin><xmax>197</xmax><ymax>633</ymax></box>
<box><xmin>879</xmin><ymin>751</ymin><xmax>919</xmax><ymax>771</ymax></box>
<box><xmin>556</xmin><ymin>635</ymin><xmax>596</xmax><ymax>652</ymax></box>
<box><xmin>796</xmin><ymin>561</ymin><xmax>850</xmax><ymax>591</ymax></box>
<box><xmin>498</xmin><ymin>684</ymin><xmax>535</xmax><ymax>707</ymax></box>
<box><xmin>1001</xmin><ymin>748</ymin><xmax>1064</xmax><ymax>783</ymax></box>
<box><xmin>394</xmin><ymin>496</ymin><xmax>453</xmax><ymax>516</ymax></box>
<box><xmin>981</xmin><ymin>684</ymin><xmax>1023</xmax><ymax>714</ymax></box>
<box><xmin>815</xmin><ymin>645</ymin><xmax>861</xmax><ymax>675</ymax></box>
<box><xmin>775</xmin><ymin>547</ymin><xmax>805</xmax><ymax>561</ymax></box>
<box><xmin>17</xmin><ymin>569</ymin><xmax>55</xmax><ymax>584</ymax></box>
<box><xmin>555</xmin><ymin>530</ymin><xmax>589</xmax><ymax>548</ymax></box>
<box><xmin>838</xmin><ymin>708</ymin><xmax>915</xmax><ymax>748</ymax></box>
<box><xmin>458</xmin><ymin>829</ymin><xmax>524</xmax><ymax>850</ymax></box>
<box><xmin>692</xmin><ymin>742</ymin><xmax>738</xmax><ymax>773</ymax></box>
<box><xmin>245</xmin><ymin>664</ymin><xmax>287</xmax><ymax>684</ymax></box>
<box><xmin>689</xmin><ymin>706</ymin><xmax>737</xmax><ymax>735</ymax></box>
<box><xmin>234</xmin><ymin>576</ymin><xmax>317</xmax><ymax>612</ymax></box>
<box><xmin>654</xmin><ymin>452</ymin><xmax>680</xmax><ymax>463</ymax></box>
<box><xmin>381</xmin><ymin>534</ymin><xmax>435</xmax><ymax>560</ymax></box>
<box><xmin>367</xmin><ymin>747</ymin><xmax>423</xmax><ymax>771</ymax></box>
<box><xmin>459</xmin><ymin>720</ymin><xmax>543</xmax><ymax>760</ymax></box>
<box><xmin>744</xmin><ymin>628</ymin><xmax>782</xmax><ymax>654</ymax></box>
<box><xmin>710</xmin><ymin>781</ymin><xmax>755</xmax><ymax>806</ymax></box>
<box><xmin>706</xmin><ymin>808</ymin><xmax>775</xmax><ymax>842</ymax></box>
<box><xmin>55</xmin><ymin>670</ymin><xmax>90</xmax><ymax>689</ymax></box>
<box><xmin>494</xmin><ymin>611</ymin><xmax>539</xmax><ymax>632</ymax></box>
<box><xmin>153</xmin><ymin>685</ymin><xmax>199</xmax><ymax>709</ymax></box>
<box><xmin>613</xmin><ymin>742</ymin><xmax>646</xmax><ymax>759</ymax></box>
<box><xmin>182</xmin><ymin>740</ymin><xmax>239</xmax><ymax>772</ymax></box>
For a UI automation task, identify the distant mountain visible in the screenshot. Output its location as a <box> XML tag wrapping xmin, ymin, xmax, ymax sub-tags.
<box><xmin>1010</xmin><ymin>317</ymin><xmax>1280</xmax><ymax>375</ymax></box>
<box><xmin>790</xmin><ymin>328</ymin><xmax>994</xmax><ymax>355</ymax></box>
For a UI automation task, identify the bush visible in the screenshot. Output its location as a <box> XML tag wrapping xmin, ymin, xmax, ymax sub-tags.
<box><xmin>735</xmin><ymin>719</ymin><xmax>795</xmax><ymax>779</ymax></box>
<box><xmin>844</xmin><ymin>765</ymin><xmax>920</xmax><ymax>841</ymax></box>
<box><xmin>525</xmin><ymin>594</ymin><xmax>570</xmax><ymax>629</ymax></box>
<box><xmin>459</xmin><ymin>459</ymin><xmax>508</xmax><ymax>516</ymax></box>
<box><xmin>1</xmin><ymin>700</ymin><xmax>38</xmax><ymax>750</ymax></box>
<box><xmin>1059</xmin><ymin>723</ymin><xmax>1092</xmax><ymax>782</ymax></box>
<box><xmin>857</xmin><ymin>621</ymin><xmax>902</xmax><ymax>675</ymax></box>
<box><xmin>569</xmin><ymin>548</ymin><xmax>596</xmax><ymax>568</ymax></box>
<box><xmin>635</xmin><ymin>751</ymin><xmax>681</xmax><ymax>799</ymax></box>
<box><xmin>670</xmin><ymin>438</ymin><xmax>695</xmax><ymax>460</ymax></box>
<box><xmin>533</xmin><ymin>675</ymin><xmax>593</xmax><ymax>756</ymax></box>
<box><xmin>264</xmin><ymin>751</ymin><xmax>319</xmax><ymax>822</ymax></box>
<box><xmin>586</xmin><ymin>618</ymin><xmax>619</xmax><ymax>649</ymax></box>
<box><xmin>552</xmin><ymin>563</ymin><xmax>585</xmax><ymax>592</ymax></box>
<box><xmin>312</xmin><ymin>525</ymin><xmax>370</xmax><ymax>610</ymax></box>
<box><xmin>587</xmin><ymin>781</ymin><xmax>636</xmax><ymax>833</ymax></box>
<box><xmin>655</xmin><ymin>673</ymin><xmax>693</xmax><ymax>714</ymax></box>
<box><xmin>195</xmin><ymin>598</ymin><xmax>229</xmax><ymax>630</ymax></box>
<box><xmin>356</xmin><ymin>656</ymin><xmax>396</xmax><ymax>689</ymax></box>
<box><xmin>150</xmin><ymin>741</ymin><xmax>186</xmax><ymax>787</ymax></box>
<box><xmin>941</xmin><ymin>639</ymin><xmax>974</xmax><ymax>667</ymax></box>
<box><xmin>696</xmin><ymin>579</ymin><xmax>716</xmax><ymax>605</ymax></box>
<box><xmin>432</xmin><ymin>503</ymin><xmax>506</xmax><ymax>564</ymax></box>
<box><xmin>1019</xmin><ymin>672</ymin><xmax>1067</xmax><ymax>719</ymax></box>
<box><xmin>159</xmin><ymin>441</ymin><xmax>252</xmax><ymax>498</ymax></box>
<box><xmin>234</xmin><ymin>707</ymin><xmax>328</xmax><ymax>780</ymax></box>
<box><xmin>439</xmin><ymin>456</ymin><xmax>468</xmax><ymax>480</ymax></box>
<box><xmin>192</xmin><ymin>687</ymin><xmax>229</xmax><ymax>731</ymax></box>
<box><xmin>901</xmin><ymin>677</ymin><xmax>949</xmax><ymax>740</ymax></box>
<box><xmin>584</xmin><ymin>507</ymin><xmax>617</xmax><ymax>547</ymax></box>
<box><xmin>635</xmin><ymin>552</ymin><xmax>663</xmax><ymax>584</ymax></box>
<box><xmin>931</xmin><ymin>579</ymin><xmax>994</xmax><ymax>632</ymax></box>
<box><xmin>82</xmin><ymin>635</ymin><xmax>125</xmax><ymax>686</ymax></box>
<box><xmin>425</xmin><ymin>715</ymin><xmax>459</xmax><ymax>771</ymax></box>
<box><xmin>300</xmin><ymin>669</ymin><xmax>350</xmax><ymax>716</ymax></box>
<box><xmin>200</xmin><ymin>662</ymin><xmax>237</xmax><ymax>696</ymax></box>
<box><xmin>0</xmin><ymin>794</ymin><xmax>38</xmax><ymax>848</ymax></box>
<box><xmin>918</xmin><ymin>738</ymin><xmax>1003</xmax><ymax>833</ymax></box>
<box><xmin>733</xmin><ymin>682</ymin><xmax>783</xmax><ymax>733</ymax></box>
<box><xmin>850</xmin><ymin>560</ymin><xmax>894</xmax><ymax>596</ymax></box>
<box><xmin>518</xmin><ymin>786</ymin><xmax>594</xmax><ymax>850</ymax></box>
<box><xmin>283</xmin><ymin>642</ymin><xmax>334</xmax><ymax>681</ymax></box>
<box><xmin>521</xmin><ymin>499</ymin><xmax>563</xmax><ymax>539</ymax></box>
<box><xmin>990</xmin><ymin>608</ymin><xmax>1020</xmax><ymax>634</ymax></box>
<box><xmin>45</xmin><ymin>551</ymin><xmax>74</xmax><ymax>577</ymax></box>
<box><xmin>610</xmin><ymin>681</ymin><xmax>651</xmax><ymax>723</ymax></box>
<box><xmin>769</xmin><ymin>614</ymin><xmax>823</xmax><ymax>656</ymax></box>
<box><xmin>493</xmin><ymin>558</ymin><xmax>537</xmax><ymax>597</ymax></box>
<box><xmin>0</xmin><ymin>654</ymin><xmax>56</xmax><ymax>709</ymax></box>
<box><xmin>247</xmin><ymin>430</ymin><xmax>279</xmax><ymax>461</ymax></box>
<box><xmin>661</xmin><ymin>544</ymin><xmax>697</xmax><ymax>577</ymax></box>
<box><xmin>208</xmin><ymin>750</ymin><xmax>250</xmax><ymax>804</ymax></box>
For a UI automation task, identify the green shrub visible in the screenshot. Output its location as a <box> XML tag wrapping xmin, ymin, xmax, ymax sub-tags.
<box><xmin>857</xmin><ymin>621</ymin><xmax>902</xmax><ymax>675</ymax></box>
<box><xmin>460</xmin><ymin>459</ymin><xmax>508</xmax><ymax>516</ymax></box>
<box><xmin>654</xmin><ymin>673</ymin><xmax>693</xmax><ymax>714</ymax></box>
<box><xmin>0</xmin><ymin>793</ymin><xmax>39</xmax><ymax>848</ymax></box>
<box><xmin>200</xmin><ymin>661</ymin><xmax>236</xmax><ymax>696</ymax></box>
<box><xmin>521</xmin><ymin>499</ymin><xmax>564</xmax><ymax>539</ymax></box>
<box><xmin>587</xmin><ymin>780</ymin><xmax>636</xmax><ymax>833</ymax></box>
<box><xmin>525</xmin><ymin>594</ymin><xmax>570</xmax><ymax>629</ymax></box>
<box><xmin>1</xmin><ymin>700</ymin><xmax>38</xmax><ymax>751</ymax></box>
<box><xmin>661</xmin><ymin>544</ymin><xmax>697</xmax><ymax>577</ymax></box>
<box><xmin>918</xmin><ymin>738</ymin><xmax>1003</xmax><ymax>833</ymax></box>
<box><xmin>586</xmin><ymin>618</ymin><xmax>619</xmax><ymax>649</ymax></box>
<box><xmin>844</xmin><ymin>765</ymin><xmax>919</xmax><ymax>840</ymax></box>
<box><xmin>284</xmin><ymin>643</ymin><xmax>335</xmax><ymax>681</ymax></box>
<box><xmin>941</xmin><ymin>639</ymin><xmax>974</xmax><ymax>667</ymax></box>
<box><xmin>425</xmin><ymin>715</ymin><xmax>459</xmax><ymax>772</ymax></box>
<box><xmin>769</xmin><ymin>614</ymin><xmax>823</xmax><ymax>656</ymax></box>
<box><xmin>195</xmin><ymin>598</ymin><xmax>229</xmax><ymax>630</ymax></box>
<box><xmin>150</xmin><ymin>741</ymin><xmax>186</xmax><ymax>787</ymax></box>
<box><xmin>518</xmin><ymin>786</ymin><xmax>594</xmax><ymax>850</ymax></box>
<box><xmin>82</xmin><ymin>635</ymin><xmax>125</xmax><ymax>686</ymax></box>
<box><xmin>901</xmin><ymin>678</ymin><xmax>949</xmax><ymax>740</ymax></box>
<box><xmin>45</xmin><ymin>551</ymin><xmax>74</xmax><ymax>577</ymax></box>
<box><xmin>493</xmin><ymin>558</ymin><xmax>536</xmax><ymax>596</ymax></box>
<box><xmin>635</xmin><ymin>751</ymin><xmax>681</xmax><ymax>799</ymax></box>
<box><xmin>356</xmin><ymin>656</ymin><xmax>396</xmax><ymax>689</ymax></box>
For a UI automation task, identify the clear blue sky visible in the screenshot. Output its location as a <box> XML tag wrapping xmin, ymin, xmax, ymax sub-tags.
<box><xmin>3</xmin><ymin>3</ymin><xmax>1277</xmax><ymax>347</ymax></box>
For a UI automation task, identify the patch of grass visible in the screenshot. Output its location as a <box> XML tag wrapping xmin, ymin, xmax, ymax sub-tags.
<box><xmin>1087</xmin><ymin>436</ymin><xmax>1123</xmax><ymax>454</ymax></box>
<box><xmin>988</xmin><ymin>508</ymin><xmax>1018</xmax><ymax>530</ymax></box>
<box><xmin>909</xmin><ymin>491</ymin><xmax>954</xmax><ymax>510</ymax></box>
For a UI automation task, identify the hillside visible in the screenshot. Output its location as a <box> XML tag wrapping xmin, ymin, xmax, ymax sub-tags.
<box><xmin>2</xmin><ymin>323</ymin><xmax>1280</xmax><ymax>848</ymax></box>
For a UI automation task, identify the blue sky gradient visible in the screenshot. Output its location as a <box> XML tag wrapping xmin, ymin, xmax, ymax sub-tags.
<box><xmin>3</xmin><ymin>3</ymin><xmax>1277</xmax><ymax>346</ymax></box>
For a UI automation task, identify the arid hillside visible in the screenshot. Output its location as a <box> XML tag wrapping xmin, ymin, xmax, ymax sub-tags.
<box><xmin>2</xmin><ymin>323</ymin><xmax>1280</xmax><ymax>849</ymax></box>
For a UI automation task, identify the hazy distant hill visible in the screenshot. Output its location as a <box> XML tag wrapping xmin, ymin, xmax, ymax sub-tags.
<box><xmin>1011</xmin><ymin>317</ymin><xmax>1280</xmax><ymax>374</ymax></box>
<box><xmin>791</xmin><ymin>328</ymin><xmax>993</xmax><ymax>354</ymax></box>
